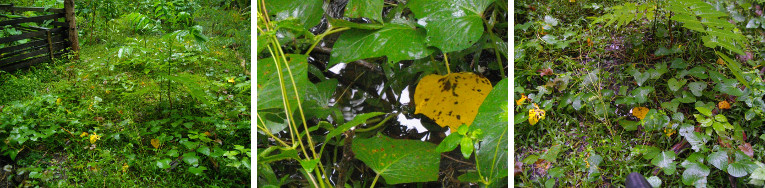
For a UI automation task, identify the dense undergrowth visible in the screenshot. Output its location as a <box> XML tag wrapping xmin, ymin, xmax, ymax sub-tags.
<box><xmin>0</xmin><ymin>0</ymin><xmax>250</xmax><ymax>186</ymax></box>
<box><xmin>515</xmin><ymin>0</ymin><xmax>765</xmax><ymax>187</ymax></box>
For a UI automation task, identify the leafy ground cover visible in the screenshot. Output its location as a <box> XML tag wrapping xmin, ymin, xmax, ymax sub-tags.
<box><xmin>515</xmin><ymin>0</ymin><xmax>765</xmax><ymax>187</ymax></box>
<box><xmin>0</xmin><ymin>0</ymin><xmax>250</xmax><ymax>186</ymax></box>
<box><xmin>257</xmin><ymin>0</ymin><xmax>508</xmax><ymax>187</ymax></box>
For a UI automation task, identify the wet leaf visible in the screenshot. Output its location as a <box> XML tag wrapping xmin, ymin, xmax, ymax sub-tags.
<box><xmin>716</xmin><ymin>79</ymin><xmax>745</xmax><ymax>97</ymax></box>
<box><xmin>352</xmin><ymin>134</ymin><xmax>440</xmax><ymax>184</ymax></box>
<box><xmin>299</xmin><ymin>158</ymin><xmax>319</xmax><ymax>173</ymax></box>
<box><xmin>668</xmin><ymin>78</ymin><xmax>686</xmax><ymax>92</ymax></box>
<box><xmin>344</xmin><ymin>0</ymin><xmax>383</xmax><ymax>22</ymax></box>
<box><xmin>680</xmin><ymin>154</ymin><xmax>710</xmax><ymax>187</ymax></box>
<box><xmin>257</xmin><ymin>54</ymin><xmax>310</xmax><ymax>112</ymax></box>
<box><xmin>330</xmin><ymin>24</ymin><xmax>433</xmax><ymax>66</ymax></box>
<box><xmin>408</xmin><ymin>0</ymin><xmax>494</xmax><ymax>52</ymax></box>
<box><xmin>188</xmin><ymin>166</ymin><xmax>207</xmax><ymax>176</ymax></box>
<box><xmin>688</xmin><ymin>82</ymin><xmax>707</xmax><ymax>97</ymax></box>
<box><xmin>707</xmin><ymin>151</ymin><xmax>728</xmax><ymax>171</ymax></box>
<box><xmin>460</xmin><ymin>136</ymin><xmax>474</xmax><ymax>159</ymax></box>
<box><xmin>470</xmin><ymin>78</ymin><xmax>509</xmax><ymax>186</ymax></box>
<box><xmin>632</xmin><ymin>107</ymin><xmax>649</xmax><ymax>120</ymax></box>
<box><xmin>632</xmin><ymin>70</ymin><xmax>650</xmax><ymax>86</ymax></box>
<box><xmin>631</xmin><ymin>86</ymin><xmax>654</xmax><ymax>103</ymax></box>
<box><xmin>265</xmin><ymin>0</ymin><xmax>324</xmax><ymax>30</ymax></box>
<box><xmin>156</xmin><ymin>158</ymin><xmax>172</xmax><ymax>169</ymax></box>
<box><xmin>647</xmin><ymin>176</ymin><xmax>662</xmax><ymax>187</ymax></box>
<box><xmin>435</xmin><ymin>133</ymin><xmax>462</xmax><ymax>153</ymax></box>
<box><xmin>651</xmin><ymin>150</ymin><xmax>676</xmax><ymax>175</ymax></box>
<box><xmin>414</xmin><ymin>72</ymin><xmax>493</xmax><ymax>132</ymax></box>
<box><xmin>183</xmin><ymin>152</ymin><xmax>200</xmax><ymax>166</ymax></box>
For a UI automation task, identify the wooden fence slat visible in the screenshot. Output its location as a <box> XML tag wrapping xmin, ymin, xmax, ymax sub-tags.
<box><xmin>0</xmin><ymin>34</ymin><xmax>68</xmax><ymax>56</ymax></box>
<box><xmin>0</xmin><ymin>13</ymin><xmax>64</xmax><ymax>26</ymax></box>
<box><xmin>0</xmin><ymin>51</ymin><xmax>66</xmax><ymax>72</ymax></box>
<box><xmin>0</xmin><ymin>4</ymin><xmax>65</xmax><ymax>13</ymax></box>
<box><xmin>0</xmin><ymin>27</ymin><xmax>63</xmax><ymax>44</ymax></box>
<box><xmin>0</xmin><ymin>42</ymin><xmax>67</xmax><ymax>66</ymax></box>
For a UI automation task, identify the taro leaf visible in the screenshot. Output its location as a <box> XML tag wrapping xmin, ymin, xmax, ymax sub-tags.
<box><xmin>352</xmin><ymin>134</ymin><xmax>440</xmax><ymax>184</ymax></box>
<box><xmin>688</xmin><ymin>82</ymin><xmax>707</xmax><ymax>97</ymax></box>
<box><xmin>329</xmin><ymin>24</ymin><xmax>433</xmax><ymax>67</ymax></box>
<box><xmin>257</xmin><ymin>54</ymin><xmax>309</xmax><ymax>112</ymax></box>
<box><xmin>344</xmin><ymin>0</ymin><xmax>383</xmax><ymax>23</ymax></box>
<box><xmin>668</xmin><ymin>78</ymin><xmax>686</xmax><ymax>92</ymax></box>
<box><xmin>408</xmin><ymin>0</ymin><xmax>494</xmax><ymax>52</ymax></box>
<box><xmin>707</xmin><ymin>151</ymin><xmax>728</xmax><ymax>171</ymax></box>
<box><xmin>325</xmin><ymin>112</ymin><xmax>386</xmax><ymax>143</ymax></box>
<box><xmin>414</xmin><ymin>72</ymin><xmax>493</xmax><ymax>132</ymax></box>
<box><xmin>715</xmin><ymin>78</ymin><xmax>745</xmax><ymax>97</ymax></box>
<box><xmin>632</xmin><ymin>86</ymin><xmax>654</xmax><ymax>103</ymax></box>
<box><xmin>265</xmin><ymin>0</ymin><xmax>324</xmax><ymax>30</ymax></box>
<box><xmin>651</xmin><ymin>150</ymin><xmax>677</xmax><ymax>175</ymax></box>
<box><xmin>681</xmin><ymin>154</ymin><xmax>710</xmax><ymax>187</ymax></box>
<box><xmin>470</xmin><ymin>78</ymin><xmax>509</xmax><ymax>186</ymax></box>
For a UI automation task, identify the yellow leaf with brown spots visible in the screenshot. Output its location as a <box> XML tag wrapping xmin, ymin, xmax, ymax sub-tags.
<box><xmin>151</xmin><ymin>138</ymin><xmax>160</xmax><ymax>149</ymax></box>
<box><xmin>718</xmin><ymin>101</ymin><xmax>731</xmax><ymax>110</ymax></box>
<box><xmin>414</xmin><ymin>72</ymin><xmax>493</xmax><ymax>132</ymax></box>
<box><xmin>632</xmin><ymin>107</ymin><xmax>649</xmax><ymax>120</ymax></box>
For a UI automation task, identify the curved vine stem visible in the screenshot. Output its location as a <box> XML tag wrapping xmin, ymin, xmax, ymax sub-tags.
<box><xmin>370</xmin><ymin>173</ymin><xmax>381</xmax><ymax>188</ymax></box>
<box><xmin>444</xmin><ymin>52</ymin><xmax>451</xmax><ymax>74</ymax></box>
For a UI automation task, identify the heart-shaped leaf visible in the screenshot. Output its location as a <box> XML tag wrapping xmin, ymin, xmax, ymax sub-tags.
<box><xmin>414</xmin><ymin>72</ymin><xmax>493</xmax><ymax>132</ymax></box>
<box><xmin>352</xmin><ymin>134</ymin><xmax>440</xmax><ymax>184</ymax></box>
<box><xmin>668</xmin><ymin>78</ymin><xmax>686</xmax><ymax>92</ymax></box>
<box><xmin>330</xmin><ymin>24</ymin><xmax>434</xmax><ymax>66</ymax></box>
<box><xmin>470</xmin><ymin>78</ymin><xmax>509</xmax><ymax>186</ymax></box>
<box><xmin>408</xmin><ymin>0</ymin><xmax>494</xmax><ymax>52</ymax></box>
<box><xmin>688</xmin><ymin>82</ymin><xmax>707</xmax><ymax>97</ymax></box>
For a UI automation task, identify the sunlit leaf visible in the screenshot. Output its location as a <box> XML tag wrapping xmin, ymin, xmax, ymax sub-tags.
<box><xmin>329</xmin><ymin>24</ymin><xmax>434</xmax><ymax>67</ymax></box>
<box><xmin>408</xmin><ymin>0</ymin><xmax>494</xmax><ymax>52</ymax></box>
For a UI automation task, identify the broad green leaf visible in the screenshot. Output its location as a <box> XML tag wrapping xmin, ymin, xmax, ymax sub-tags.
<box><xmin>681</xmin><ymin>156</ymin><xmax>710</xmax><ymax>187</ymax></box>
<box><xmin>257</xmin><ymin>54</ymin><xmax>310</xmax><ymax>112</ymax></box>
<box><xmin>265</xmin><ymin>0</ymin><xmax>323</xmax><ymax>30</ymax></box>
<box><xmin>632</xmin><ymin>86</ymin><xmax>654</xmax><ymax>103</ymax></box>
<box><xmin>258</xmin><ymin>147</ymin><xmax>299</xmax><ymax>164</ymax></box>
<box><xmin>188</xmin><ymin>166</ymin><xmax>207</xmax><ymax>176</ymax></box>
<box><xmin>436</xmin><ymin>133</ymin><xmax>463</xmax><ymax>152</ymax></box>
<box><xmin>344</xmin><ymin>0</ymin><xmax>383</xmax><ymax>22</ymax></box>
<box><xmin>746</xmin><ymin>108</ymin><xmax>756</xmax><ymax>120</ymax></box>
<box><xmin>183</xmin><ymin>152</ymin><xmax>200</xmax><ymax>166</ymax></box>
<box><xmin>304</xmin><ymin>79</ymin><xmax>339</xmax><ymax>119</ymax></box>
<box><xmin>457</xmin><ymin>172</ymin><xmax>481</xmax><ymax>183</ymax></box>
<box><xmin>352</xmin><ymin>134</ymin><xmax>440</xmax><ymax>184</ymax></box>
<box><xmin>540</xmin><ymin>144</ymin><xmax>562</xmax><ymax>163</ymax></box>
<box><xmin>668</xmin><ymin>78</ymin><xmax>686</xmax><ymax>92</ymax></box>
<box><xmin>696</xmin><ymin>107</ymin><xmax>712</xmax><ymax>117</ymax></box>
<box><xmin>688</xmin><ymin>82</ymin><xmax>707</xmax><ymax>97</ymax></box>
<box><xmin>729</xmin><ymin>162</ymin><xmax>751</xmax><ymax>177</ymax></box>
<box><xmin>633</xmin><ymin>71</ymin><xmax>650</xmax><ymax>86</ymax></box>
<box><xmin>329</xmin><ymin>24</ymin><xmax>434</xmax><ymax>66</ymax></box>
<box><xmin>651</xmin><ymin>151</ymin><xmax>676</xmax><ymax>175</ymax></box>
<box><xmin>325</xmin><ymin>112</ymin><xmax>386</xmax><ymax>143</ymax></box>
<box><xmin>328</xmin><ymin>18</ymin><xmax>383</xmax><ymax>30</ymax></box>
<box><xmin>688</xmin><ymin>67</ymin><xmax>707</xmax><ymax>79</ymax></box>
<box><xmin>299</xmin><ymin>158</ymin><xmax>319</xmax><ymax>173</ymax></box>
<box><xmin>707</xmin><ymin>151</ymin><xmax>728</xmax><ymax>171</ymax></box>
<box><xmin>156</xmin><ymin>158</ymin><xmax>172</xmax><ymax>169</ymax></box>
<box><xmin>715</xmin><ymin>79</ymin><xmax>745</xmax><ymax>97</ymax></box>
<box><xmin>643</xmin><ymin>109</ymin><xmax>668</xmax><ymax>132</ymax></box>
<box><xmin>470</xmin><ymin>78</ymin><xmax>509</xmax><ymax>186</ymax></box>
<box><xmin>408</xmin><ymin>0</ymin><xmax>494</xmax><ymax>52</ymax></box>
<box><xmin>661</xmin><ymin>99</ymin><xmax>680</xmax><ymax>113</ymax></box>
<box><xmin>647</xmin><ymin>176</ymin><xmax>662</xmax><ymax>188</ymax></box>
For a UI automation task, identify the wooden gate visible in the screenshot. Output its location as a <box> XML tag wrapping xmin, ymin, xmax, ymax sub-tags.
<box><xmin>0</xmin><ymin>0</ymin><xmax>79</xmax><ymax>72</ymax></box>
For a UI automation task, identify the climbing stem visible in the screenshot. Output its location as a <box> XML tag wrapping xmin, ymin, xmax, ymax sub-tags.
<box><xmin>356</xmin><ymin>112</ymin><xmax>400</xmax><ymax>133</ymax></box>
<box><xmin>370</xmin><ymin>173</ymin><xmax>381</xmax><ymax>188</ymax></box>
<box><xmin>444</xmin><ymin>53</ymin><xmax>451</xmax><ymax>74</ymax></box>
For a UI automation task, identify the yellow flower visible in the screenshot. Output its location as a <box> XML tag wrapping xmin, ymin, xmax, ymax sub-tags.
<box><xmin>122</xmin><ymin>163</ymin><xmax>129</xmax><ymax>172</ymax></box>
<box><xmin>80</xmin><ymin>132</ymin><xmax>89</xmax><ymax>137</ymax></box>
<box><xmin>56</xmin><ymin>98</ymin><xmax>62</xmax><ymax>105</ymax></box>
<box><xmin>516</xmin><ymin>95</ymin><xmax>528</xmax><ymax>106</ymax></box>
<box><xmin>89</xmin><ymin>133</ymin><xmax>101</xmax><ymax>144</ymax></box>
<box><xmin>228</xmin><ymin>77</ymin><xmax>235</xmax><ymax>83</ymax></box>
<box><xmin>529</xmin><ymin>103</ymin><xmax>546</xmax><ymax>125</ymax></box>
<box><xmin>664</xmin><ymin>128</ymin><xmax>676</xmax><ymax>137</ymax></box>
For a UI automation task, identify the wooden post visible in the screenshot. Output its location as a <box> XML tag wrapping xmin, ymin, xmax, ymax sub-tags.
<box><xmin>64</xmin><ymin>0</ymin><xmax>79</xmax><ymax>59</ymax></box>
<box><xmin>46</xmin><ymin>29</ymin><xmax>54</xmax><ymax>61</ymax></box>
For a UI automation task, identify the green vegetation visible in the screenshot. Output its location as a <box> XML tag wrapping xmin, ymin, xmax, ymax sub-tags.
<box><xmin>257</xmin><ymin>0</ymin><xmax>507</xmax><ymax>187</ymax></box>
<box><xmin>0</xmin><ymin>0</ymin><xmax>250</xmax><ymax>186</ymax></box>
<box><xmin>516</xmin><ymin>0</ymin><xmax>765</xmax><ymax>187</ymax></box>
